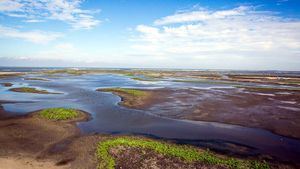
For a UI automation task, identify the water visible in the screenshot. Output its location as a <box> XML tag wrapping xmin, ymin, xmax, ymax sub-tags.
<box><xmin>1</xmin><ymin>71</ymin><xmax>300</xmax><ymax>164</ymax></box>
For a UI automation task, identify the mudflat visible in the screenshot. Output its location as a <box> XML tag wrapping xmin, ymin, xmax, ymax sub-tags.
<box><xmin>107</xmin><ymin>87</ymin><xmax>300</xmax><ymax>139</ymax></box>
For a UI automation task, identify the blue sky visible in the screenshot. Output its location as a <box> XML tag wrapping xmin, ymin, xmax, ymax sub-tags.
<box><xmin>0</xmin><ymin>0</ymin><xmax>300</xmax><ymax>70</ymax></box>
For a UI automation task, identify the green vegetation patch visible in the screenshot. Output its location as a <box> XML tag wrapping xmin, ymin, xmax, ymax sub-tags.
<box><xmin>99</xmin><ymin>88</ymin><xmax>146</xmax><ymax>97</ymax></box>
<box><xmin>96</xmin><ymin>137</ymin><xmax>269</xmax><ymax>169</ymax></box>
<box><xmin>43</xmin><ymin>69</ymin><xmax>87</xmax><ymax>75</ymax></box>
<box><xmin>39</xmin><ymin>108</ymin><xmax>79</xmax><ymax>120</ymax></box>
<box><xmin>9</xmin><ymin>87</ymin><xmax>58</xmax><ymax>94</ymax></box>
<box><xmin>24</xmin><ymin>77</ymin><xmax>50</xmax><ymax>81</ymax></box>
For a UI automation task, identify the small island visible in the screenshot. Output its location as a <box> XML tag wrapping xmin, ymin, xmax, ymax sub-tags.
<box><xmin>0</xmin><ymin>82</ymin><xmax>13</xmax><ymax>87</ymax></box>
<box><xmin>24</xmin><ymin>77</ymin><xmax>50</xmax><ymax>81</ymax></box>
<box><xmin>97</xmin><ymin>88</ymin><xmax>153</xmax><ymax>109</ymax></box>
<box><xmin>38</xmin><ymin>108</ymin><xmax>83</xmax><ymax>120</ymax></box>
<box><xmin>9</xmin><ymin>87</ymin><xmax>61</xmax><ymax>94</ymax></box>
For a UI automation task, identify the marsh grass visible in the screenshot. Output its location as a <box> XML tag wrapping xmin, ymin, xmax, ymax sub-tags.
<box><xmin>9</xmin><ymin>87</ymin><xmax>59</xmax><ymax>94</ymax></box>
<box><xmin>10</xmin><ymin>87</ymin><xmax>47</xmax><ymax>93</ymax></box>
<box><xmin>39</xmin><ymin>108</ymin><xmax>79</xmax><ymax>120</ymax></box>
<box><xmin>43</xmin><ymin>69</ymin><xmax>86</xmax><ymax>75</ymax></box>
<box><xmin>24</xmin><ymin>77</ymin><xmax>50</xmax><ymax>81</ymax></box>
<box><xmin>99</xmin><ymin>88</ymin><xmax>146</xmax><ymax>97</ymax></box>
<box><xmin>96</xmin><ymin>137</ymin><xmax>269</xmax><ymax>169</ymax></box>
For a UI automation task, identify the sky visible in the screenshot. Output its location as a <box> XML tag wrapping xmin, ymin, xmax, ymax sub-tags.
<box><xmin>0</xmin><ymin>0</ymin><xmax>300</xmax><ymax>70</ymax></box>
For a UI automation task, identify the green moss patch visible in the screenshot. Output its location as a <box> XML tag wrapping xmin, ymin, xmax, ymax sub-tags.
<box><xmin>96</xmin><ymin>137</ymin><xmax>269</xmax><ymax>169</ymax></box>
<box><xmin>39</xmin><ymin>108</ymin><xmax>79</xmax><ymax>120</ymax></box>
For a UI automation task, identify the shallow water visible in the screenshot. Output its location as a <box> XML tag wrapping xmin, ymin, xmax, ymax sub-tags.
<box><xmin>1</xmin><ymin>72</ymin><xmax>300</xmax><ymax>163</ymax></box>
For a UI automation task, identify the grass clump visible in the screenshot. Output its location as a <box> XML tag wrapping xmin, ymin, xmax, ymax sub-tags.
<box><xmin>99</xmin><ymin>88</ymin><xmax>146</xmax><ymax>97</ymax></box>
<box><xmin>9</xmin><ymin>87</ymin><xmax>58</xmax><ymax>94</ymax></box>
<box><xmin>39</xmin><ymin>108</ymin><xmax>79</xmax><ymax>120</ymax></box>
<box><xmin>96</xmin><ymin>137</ymin><xmax>269</xmax><ymax>169</ymax></box>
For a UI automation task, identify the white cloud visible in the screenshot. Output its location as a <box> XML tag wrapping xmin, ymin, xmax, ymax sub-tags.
<box><xmin>0</xmin><ymin>25</ymin><xmax>62</xmax><ymax>43</ymax></box>
<box><xmin>132</xmin><ymin>6</ymin><xmax>300</xmax><ymax>64</ymax></box>
<box><xmin>154</xmin><ymin>6</ymin><xmax>250</xmax><ymax>25</ymax></box>
<box><xmin>0</xmin><ymin>0</ymin><xmax>23</xmax><ymax>12</ymax></box>
<box><xmin>0</xmin><ymin>0</ymin><xmax>100</xmax><ymax>29</ymax></box>
<box><xmin>23</xmin><ymin>19</ymin><xmax>45</xmax><ymax>23</ymax></box>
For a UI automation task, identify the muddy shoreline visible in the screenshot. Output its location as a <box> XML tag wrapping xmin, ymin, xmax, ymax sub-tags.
<box><xmin>106</xmin><ymin>88</ymin><xmax>300</xmax><ymax>140</ymax></box>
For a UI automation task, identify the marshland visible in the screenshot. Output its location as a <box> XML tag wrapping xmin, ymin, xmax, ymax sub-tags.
<box><xmin>0</xmin><ymin>68</ymin><xmax>299</xmax><ymax>168</ymax></box>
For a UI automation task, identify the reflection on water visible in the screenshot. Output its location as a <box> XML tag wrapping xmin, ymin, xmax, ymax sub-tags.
<box><xmin>0</xmin><ymin>73</ymin><xmax>300</xmax><ymax>163</ymax></box>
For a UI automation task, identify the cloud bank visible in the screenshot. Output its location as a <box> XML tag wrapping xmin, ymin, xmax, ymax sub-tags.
<box><xmin>132</xmin><ymin>6</ymin><xmax>300</xmax><ymax>69</ymax></box>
